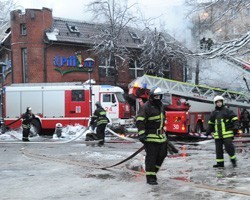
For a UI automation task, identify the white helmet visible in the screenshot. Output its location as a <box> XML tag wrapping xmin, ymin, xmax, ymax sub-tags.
<box><xmin>213</xmin><ymin>95</ymin><xmax>224</xmax><ymax>104</ymax></box>
<box><xmin>56</xmin><ymin>123</ymin><xmax>63</xmax><ymax>128</ymax></box>
<box><xmin>26</xmin><ymin>107</ymin><xmax>32</xmax><ymax>112</ymax></box>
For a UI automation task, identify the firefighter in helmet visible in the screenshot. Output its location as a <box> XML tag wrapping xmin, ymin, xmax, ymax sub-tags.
<box><xmin>206</xmin><ymin>95</ymin><xmax>239</xmax><ymax>168</ymax></box>
<box><xmin>136</xmin><ymin>86</ymin><xmax>168</xmax><ymax>185</ymax></box>
<box><xmin>89</xmin><ymin>101</ymin><xmax>109</xmax><ymax>146</ymax></box>
<box><xmin>21</xmin><ymin>107</ymin><xmax>35</xmax><ymax>142</ymax></box>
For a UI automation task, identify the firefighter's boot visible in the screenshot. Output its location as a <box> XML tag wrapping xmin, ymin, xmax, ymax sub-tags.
<box><xmin>231</xmin><ymin>159</ymin><xmax>237</xmax><ymax>167</ymax></box>
<box><xmin>146</xmin><ymin>175</ymin><xmax>158</xmax><ymax>185</ymax></box>
<box><xmin>98</xmin><ymin>140</ymin><xmax>104</xmax><ymax>147</ymax></box>
<box><xmin>213</xmin><ymin>162</ymin><xmax>224</xmax><ymax>168</ymax></box>
<box><xmin>22</xmin><ymin>137</ymin><xmax>30</xmax><ymax>142</ymax></box>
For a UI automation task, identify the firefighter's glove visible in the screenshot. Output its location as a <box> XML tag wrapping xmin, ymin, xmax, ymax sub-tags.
<box><xmin>138</xmin><ymin>134</ymin><xmax>146</xmax><ymax>144</ymax></box>
<box><xmin>233</xmin><ymin>129</ymin><xmax>238</xmax><ymax>136</ymax></box>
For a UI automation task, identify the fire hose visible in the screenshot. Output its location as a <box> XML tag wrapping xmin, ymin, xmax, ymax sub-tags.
<box><xmin>1</xmin><ymin>117</ymin><xmax>22</xmax><ymax>132</ymax></box>
<box><xmin>106</xmin><ymin>127</ymin><xmax>137</xmax><ymax>142</ymax></box>
<box><xmin>101</xmin><ymin>140</ymin><xmax>179</xmax><ymax>169</ymax></box>
<box><xmin>21</xmin><ymin>147</ymin><xmax>250</xmax><ymax>197</ymax></box>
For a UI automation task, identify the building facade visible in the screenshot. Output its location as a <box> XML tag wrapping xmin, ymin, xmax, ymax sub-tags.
<box><xmin>0</xmin><ymin>7</ymin><xmax>186</xmax><ymax>90</ymax></box>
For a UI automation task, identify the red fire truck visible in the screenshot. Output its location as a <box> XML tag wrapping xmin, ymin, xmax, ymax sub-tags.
<box><xmin>128</xmin><ymin>75</ymin><xmax>250</xmax><ymax>137</ymax></box>
<box><xmin>4</xmin><ymin>82</ymin><xmax>132</xmax><ymax>135</ymax></box>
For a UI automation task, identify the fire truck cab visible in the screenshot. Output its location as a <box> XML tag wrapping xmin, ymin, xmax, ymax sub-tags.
<box><xmin>4</xmin><ymin>82</ymin><xmax>132</xmax><ymax>134</ymax></box>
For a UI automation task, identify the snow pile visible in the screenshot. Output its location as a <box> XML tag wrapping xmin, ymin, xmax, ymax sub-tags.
<box><xmin>0</xmin><ymin>124</ymin><xmax>88</xmax><ymax>141</ymax></box>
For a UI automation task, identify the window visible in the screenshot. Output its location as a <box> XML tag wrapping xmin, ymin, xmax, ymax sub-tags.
<box><xmin>116</xmin><ymin>93</ymin><xmax>126</xmax><ymax>103</ymax></box>
<box><xmin>129</xmin><ymin>59</ymin><xmax>143</xmax><ymax>78</ymax></box>
<box><xmin>103</xmin><ymin>94</ymin><xmax>116</xmax><ymax>103</ymax></box>
<box><xmin>98</xmin><ymin>56</ymin><xmax>115</xmax><ymax>77</ymax></box>
<box><xmin>20</xmin><ymin>23</ymin><xmax>27</xmax><ymax>35</ymax></box>
<box><xmin>67</xmin><ymin>23</ymin><xmax>80</xmax><ymax>33</ymax></box>
<box><xmin>130</xmin><ymin>32</ymin><xmax>139</xmax><ymax>39</ymax></box>
<box><xmin>72</xmin><ymin>90</ymin><xmax>85</xmax><ymax>101</ymax></box>
<box><xmin>162</xmin><ymin>63</ymin><xmax>171</xmax><ymax>79</ymax></box>
<box><xmin>246</xmin><ymin>8</ymin><xmax>250</xmax><ymax>16</ymax></box>
<box><xmin>162</xmin><ymin>93</ymin><xmax>172</xmax><ymax>106</ymax></box>
<box><xmin>21</xmin><ymin>48</ymin><xmax>28</xmax><ymax>83</ymax></box>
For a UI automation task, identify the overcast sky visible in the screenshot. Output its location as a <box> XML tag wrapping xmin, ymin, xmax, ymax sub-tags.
<box><xmin>15</xmin><ymin>0</ymin><xmax>185</xmax><ymax>20</ymax></box>
<box><xmin>15</xmin><ymin>0</ymin><xmax>190</xmax><ymax>43</ymax></box>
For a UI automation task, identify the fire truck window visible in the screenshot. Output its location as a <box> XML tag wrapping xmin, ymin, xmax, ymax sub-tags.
<box><xmin>112</xmin><ymin>94</ymin><xmax>116</xmax><ymax>103</ymax></box>
<box><xmin>72</xmin><ymin>90</ymin><xmax>85</xmax><ymax>101</ymax></box>
<box><xmin>103</xmin><ymin>94</ymin><xmax>111</xmax><ymax>102</ymax></box>
<box><xmin>162</xmin><ymin>94</ymin><xmax>172</xmax><ymax>105</ymax></box>
<box><xmin>116</xmin><ymin>92</ymin><xmax>125</xmax><ymax>103</ymax></box>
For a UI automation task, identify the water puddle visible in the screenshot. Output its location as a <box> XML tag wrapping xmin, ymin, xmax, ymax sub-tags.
<box><xmin>83</xmin><ymin>173</ymin><xmax>115</xmax><ymax>180</ymax></box>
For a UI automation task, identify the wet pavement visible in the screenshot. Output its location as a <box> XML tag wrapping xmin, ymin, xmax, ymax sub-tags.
<box><xmin>0</xmin><ymin>133</ymin><xmax>250</xmax><ymax>200</ymax></box>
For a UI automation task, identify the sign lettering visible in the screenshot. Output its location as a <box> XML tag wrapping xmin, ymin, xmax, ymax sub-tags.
<box><xmin>53</xmin><ymin>51</ymin><xmax>94</xmax><ymax>75</ymax></box>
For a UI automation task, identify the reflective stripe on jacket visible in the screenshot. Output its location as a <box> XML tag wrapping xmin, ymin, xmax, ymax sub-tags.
<box><xmin>136</xmin><ymin>100</ymin><xmax>167</xmax><ymax>143</ymax></box>
<box><xmin>91</xmin><ymin>107</ymin><xmax>109</xmax><ymax>126</ymax></box>
<box><xmin>208</xmin><ymin>106</ymin><xmax>239</xmax><ymax>139</ymax></box>
<box><xmin>22</xmin><ymin>112</ymin><xmax>34</xmax><ymax>128</ymax></box>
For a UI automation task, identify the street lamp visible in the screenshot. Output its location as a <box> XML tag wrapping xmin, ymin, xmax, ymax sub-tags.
<box><xmin>0</xmin><ymin>62</ymin><xmax>6</xmax><ymax>134</ymax></box>
<box><xmin>84</xmin><ymin>58</ymin><xmax>95</xmax><ymax>117</ymax></box>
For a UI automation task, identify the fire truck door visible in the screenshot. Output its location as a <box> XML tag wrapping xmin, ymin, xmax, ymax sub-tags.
<box><xmin>100</xmin><ymin>93</ymin><xmax>118</xmax><ymax>119</ymax></box>
<box><xmin>65</xmin><ymin>90</ymin><xmax>89</xmax><ymax>117</ymax></box>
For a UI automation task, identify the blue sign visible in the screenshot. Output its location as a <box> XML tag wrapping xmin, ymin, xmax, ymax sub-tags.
<box><xmin>84</xmin><ymin>58</ymin><xmax>95</xmax><ymax>72</ymax></box>
<box><xmin>53</xmin><ymin>55</ymin><xmax>78</xmax><ymax>67</ymax></box>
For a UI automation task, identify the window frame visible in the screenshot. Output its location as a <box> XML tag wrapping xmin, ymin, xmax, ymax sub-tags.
<box><xmin>20</xmin><ymin>23</ymin><xmax>27</xmax><ymax>35</ymax></box>
<box><xmin>71</xmin><ymin>90</ymin><xmax>85</xmax><ymax>102</ymax></box>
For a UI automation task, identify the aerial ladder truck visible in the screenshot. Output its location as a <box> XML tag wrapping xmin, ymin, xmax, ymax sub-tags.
<box><xmin>128</xmin><ymin>74</ymin><xmax>250</xmax><ymax>137</ymax></box>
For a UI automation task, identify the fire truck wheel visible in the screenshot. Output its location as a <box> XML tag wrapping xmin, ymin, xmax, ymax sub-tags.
<box><xmin>30</xmin><ymin>119</ymin><xmax>42</xmax><ymax>136</ymax></box>
<box><xmin>195</xmin><ymin>122</ymin><xmax>203</xmax><ymax>134</ymax></box>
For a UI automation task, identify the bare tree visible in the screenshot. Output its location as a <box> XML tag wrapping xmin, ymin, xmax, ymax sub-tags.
<box><xmin>187</xmin><ymin>0</ymin><xmax>250</xmax><ymax>43</ymax></box>
<box><xmin>186</xmin><ymin>0</ymin><xmax>250</xmax><ymax>85</ymax></box>
<box><xmin>139</xmin><ymin>27</ymin><xmax>189</xmax><ymax>79</ymax></box>
<box><xmin>87</xmin><ymin>0</ymin><xmax>139</xmax><ymax>85</ymax></box>
<box><xmin>0</xmin><ymin>0</ymin><xmax>15</xmax><ymax>39</ymax></box>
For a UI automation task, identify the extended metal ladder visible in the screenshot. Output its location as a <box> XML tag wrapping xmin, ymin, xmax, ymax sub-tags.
<box><xmin>129</xmin><ymin>74</ymin><xmax>250</xmax><ymax>108</ymax></box>
<box><xmin>223</xmin><ymin>55</ymin><xmax>250</xmax><ymax>73</ymax></box>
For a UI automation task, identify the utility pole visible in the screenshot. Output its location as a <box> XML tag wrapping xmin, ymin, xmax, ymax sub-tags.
<box><xmin>84</xmin><ymin>58</ymin><xmax>95</xmax><ymax>117</ymax></box>
<box><xmin>0</xmin><ymin>62</ymin><xmax>6</xmax><ymax>134</ymax></box>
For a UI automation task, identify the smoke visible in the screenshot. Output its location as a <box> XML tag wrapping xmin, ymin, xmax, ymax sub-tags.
<box><xmin>133</xmin><ymin>0</ymin><xmax>192</xmax><ymax>48</ymax></box>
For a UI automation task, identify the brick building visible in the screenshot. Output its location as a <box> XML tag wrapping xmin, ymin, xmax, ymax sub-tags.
<box><xmin>0</xmin><ymin>7</ymin><xmax>186</xmax><ymax>91</ymax></box>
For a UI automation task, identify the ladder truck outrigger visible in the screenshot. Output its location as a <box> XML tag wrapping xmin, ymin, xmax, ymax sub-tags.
<box><xmin>128</xmin><ymin>74</ymin><xmax>250</xmax><ymax>137</ymax></box>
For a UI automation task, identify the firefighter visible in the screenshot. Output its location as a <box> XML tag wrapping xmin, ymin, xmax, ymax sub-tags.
<box><xmin>21</xmin><ymin>107</ymin><xmax>35</xmax><ymax>142</ymax></box>
<box><xmin>240</xmin><ymin>109</ymin><xmax>250</xmax><ymax>134</ymax></box>
<box><xmin>206</xmin><ymin>95</ymin><xmax>239</xmax><ymax>168</ymax></box>
<box><xmin>89</xmin><ymin>101</ymin><xmax>109</xmax><ymax>146</ymax></box>
<box><xmin>136</xmin><ymin>87</ymin><xmax>168</xmax><ymax>185</ymax></box>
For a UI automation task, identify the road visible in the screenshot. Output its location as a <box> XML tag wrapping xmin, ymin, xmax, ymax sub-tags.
<box><xmin>0</xmin><ymin>133</ymin><xmax>250</xmax><ymax>200</ymax></box>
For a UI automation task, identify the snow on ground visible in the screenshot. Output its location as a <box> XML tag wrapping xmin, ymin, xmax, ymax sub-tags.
<box><xmin>0</xmin><ymin>125</ymin><xmax>250</xmax><ymax>200</ymax></box>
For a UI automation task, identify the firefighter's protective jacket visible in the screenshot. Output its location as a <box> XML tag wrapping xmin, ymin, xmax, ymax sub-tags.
<box><xmin>136</xmin><ymin>101</ymin><xmax>166</xmax><ymax>143</ymax></box>
<box><xmin>22</xmin><ymin>112</ymin><xmax>35</xmax><ymax>129</ymax></box>
<box><xmin>90</xmin><ymin>107</ymin><xmax>109</xmax><ymax>126</ymax></box>
<box><xmin>207</xmin><ymin>106</ymin><xmax>239</xmax><ymax>139</ymax></box>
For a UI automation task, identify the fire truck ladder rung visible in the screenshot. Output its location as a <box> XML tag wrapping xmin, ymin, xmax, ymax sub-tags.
<box><xmin>132</xmin><ymin>74</ymin><xmax>250</xmax><ymax>108</ymax></box>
